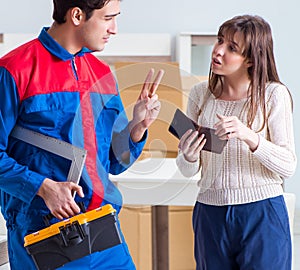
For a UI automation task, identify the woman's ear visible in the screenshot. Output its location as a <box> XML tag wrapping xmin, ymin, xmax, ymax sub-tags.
<box><xmin>70</xmin><ymin>7</ymin><xmax>84</xmax><ymax>26</ymax></box>
<box><xmin>245</xmin><ymin>59</ymin><xmax>253</xmax><ymax>68</ymax></box>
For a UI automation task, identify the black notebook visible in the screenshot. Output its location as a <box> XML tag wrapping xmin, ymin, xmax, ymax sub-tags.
<box><xmin>168</xmin><ymin>109</ymin><xmax>227</xmax><ymax>154</ymax></box>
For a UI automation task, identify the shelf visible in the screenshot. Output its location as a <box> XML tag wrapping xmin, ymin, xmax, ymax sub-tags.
<box><xmin>176</xmin><ymin>32</ymin><xmax>217</xmax><ymax>74</ymax></box>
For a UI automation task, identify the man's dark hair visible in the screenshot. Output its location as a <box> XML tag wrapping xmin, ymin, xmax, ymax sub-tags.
<box><xmin>52</xmin><ymin>0</ymin><xmax>111</xmax><ymax>24</ymax></box>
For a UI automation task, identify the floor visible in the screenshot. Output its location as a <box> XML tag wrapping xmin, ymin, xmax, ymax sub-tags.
<box><xmin>1</xmin><ymin>211</ymin><xmax>300</xmax><ymax>270</ymax></box>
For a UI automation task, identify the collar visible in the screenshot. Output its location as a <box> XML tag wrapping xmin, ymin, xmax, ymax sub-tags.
<box><xmin>38</xmin><ymin>27</ymin><xmax>92</xmax><ymax>61</ymax></box>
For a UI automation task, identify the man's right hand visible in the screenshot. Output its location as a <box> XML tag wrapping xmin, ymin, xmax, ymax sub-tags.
<box><xmin>37</xmin><ymin>178</ymin><xmax>84</xmax><ymax>220</ymax></box>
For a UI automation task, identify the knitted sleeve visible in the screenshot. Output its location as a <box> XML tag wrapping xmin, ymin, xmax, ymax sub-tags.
<box><xmin>253</xmin><ymin>83</ymin><xmax>297</xmax><ymax>178</ymax></box>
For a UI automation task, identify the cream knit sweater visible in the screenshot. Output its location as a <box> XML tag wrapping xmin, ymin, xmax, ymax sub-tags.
<box><xmin>176</xmin><ymin>81</ymin><xmax>297</xmax><ymax>205</ymax></box>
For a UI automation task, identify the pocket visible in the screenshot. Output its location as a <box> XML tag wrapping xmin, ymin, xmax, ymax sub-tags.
<box><xmin>95</xmin><ymin>103</ymin><xmax>121</xmax><ymax>160</ymax></box>
<box><xmin>268</xmin><ymin>196</ymin><xmax>291</xmax><ymax>239</ymax></box>
<box><xmin>15</xmin><ymin>151</ymin><xmax>37</xmax><ymax>165</ymax></box>
<box><xmin>19</xmin><ymin>93</ymin><xmax>79</xmax><ymax>131</ymax></box>
<box><xmin>22</xmin><ymin>92</ymin><xmax>79</xmax><ymax>114</ymax></box>
<box><xmin>192</xmin><ymin>202</ymin><xmax>200</xmax><ymax>232</ymax></box>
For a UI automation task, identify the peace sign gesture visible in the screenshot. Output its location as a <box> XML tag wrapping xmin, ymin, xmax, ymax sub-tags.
<box><xmin>130</xmin><ymin>68</ymin><xmax>164</xmax><ymax>142</ymax></box>
<box><xmin>140</xmin><ymin>68</ymin><xmax>165</xmax><ymax>99</ymax></box>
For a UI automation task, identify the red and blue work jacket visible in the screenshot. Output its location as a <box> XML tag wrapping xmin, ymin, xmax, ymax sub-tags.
<box><xmin>0</xmin><ymin>27</ymin><xmax>146</xmax><ymax>232</ymax></box>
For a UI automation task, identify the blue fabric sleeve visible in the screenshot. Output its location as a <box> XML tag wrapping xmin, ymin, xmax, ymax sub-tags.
<box><xmin>0</xmin><ymin>67</ymin><xmax>46</xmax><ymax>204</ymax></box>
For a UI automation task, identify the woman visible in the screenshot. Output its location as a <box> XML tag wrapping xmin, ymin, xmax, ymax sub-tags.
<box><xmin>176</xmin><ymin>15</ymin><xmax>297</xmax><ymax>269</ymax></box>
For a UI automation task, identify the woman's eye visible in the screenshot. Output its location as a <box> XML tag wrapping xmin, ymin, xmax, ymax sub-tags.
<box><xmin>229</xmin><ymin>45</ymin><xmax>237</xmax><ymax>52</ymax></box>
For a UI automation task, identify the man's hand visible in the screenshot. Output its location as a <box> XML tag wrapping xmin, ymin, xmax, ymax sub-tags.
<box><xmin>129</xmin><ymin>68</ymin><xmax>164</xmax><ymax>142</ymax></box>
<box><xmin>37</xmin><ymin>178</ymin><xmax>84</xmax><ymax>220</ymax></box>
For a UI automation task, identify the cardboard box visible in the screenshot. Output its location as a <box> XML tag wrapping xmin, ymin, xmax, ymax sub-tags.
<box><xmin>119</xmin><ymin>206</ymin><xmax>195</xmax><ymax>270</ymax></box>
<box><xmin>169</xmin><ymin>206</ymin><xmax>195</xmax><ymax>270</ymax></box>
<box><xmin>119</xmin><ymin>206</ymin><xmax>152</xmax><ymax>270</ymax></box>
<box><xmin>180</xmin><ymin>75</ymin><xmax>208</xmax><ymax>112</ymax></box>
<box><xmin>114</xmin><ymin>62</ymin><xmax>183</xmax><ymax>153</ymax></box>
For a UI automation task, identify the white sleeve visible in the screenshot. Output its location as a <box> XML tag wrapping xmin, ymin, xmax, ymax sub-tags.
<box><xmin>253</xmin><ymin>84</ymin><xmax>297</xmax><ymax>178</ymax></box>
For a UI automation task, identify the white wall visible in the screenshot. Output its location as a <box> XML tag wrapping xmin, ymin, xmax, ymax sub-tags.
<box><xmin>1</xmin><ymin>0</ymin><xmax>299</xmax><ymax>208</ymax></box>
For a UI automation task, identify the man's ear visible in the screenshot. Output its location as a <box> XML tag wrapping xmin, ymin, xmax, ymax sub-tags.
<box><xmin>70</xmin><ymin>7</ymin><xmax>85</xmax><ymax>26</ymax></box>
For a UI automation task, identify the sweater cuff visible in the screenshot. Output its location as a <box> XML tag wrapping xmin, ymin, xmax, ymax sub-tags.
<box><xmin>252</xmin><ymin>135</ymin><xmax>272</xmax><ymax>161</ymax></box>
<box><xmin>176</xmin><ymin>152</ymin><xmax>200</xmax><ymax>177</ymax></box>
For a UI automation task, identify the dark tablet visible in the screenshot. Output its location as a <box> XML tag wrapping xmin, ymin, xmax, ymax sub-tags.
<box><xmin>168</xmin><ymin>109</ymin><xmax>227</xmax><ymax>154</ymax></box>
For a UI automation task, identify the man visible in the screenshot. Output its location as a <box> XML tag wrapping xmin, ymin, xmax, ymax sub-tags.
<box><xmin>0</xmin><ymin>0</ymin><xmax>163</xmax><ymax>269</ymax></box>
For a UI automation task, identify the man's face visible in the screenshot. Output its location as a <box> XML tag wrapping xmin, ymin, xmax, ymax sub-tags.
<box><xmin>77</xmin><ymin>0</ymin><xmax>120</xmax><ymax>52</ymax></box>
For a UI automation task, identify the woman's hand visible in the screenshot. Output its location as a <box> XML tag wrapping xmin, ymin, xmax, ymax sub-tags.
<box><xmin>178</xmin><ymin>129</ymin><xmax>207</xmax><ymax>162</ymax></box>
<box><xmin>214</xmin><ymin>114</ymin><xmax>259</xmax><ymax>151</ymax></box>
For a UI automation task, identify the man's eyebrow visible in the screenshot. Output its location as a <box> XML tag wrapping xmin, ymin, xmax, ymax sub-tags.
<box><xmin>105</xmin><ymin>12</ymin><xmax>121</xmax><ymax>18</ymax></box>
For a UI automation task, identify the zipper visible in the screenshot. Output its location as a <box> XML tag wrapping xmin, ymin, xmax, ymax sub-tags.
<box><xmin>72</xmin><ymin>57</ymin><xmax>79</xmax><ymax>81</ymax></box>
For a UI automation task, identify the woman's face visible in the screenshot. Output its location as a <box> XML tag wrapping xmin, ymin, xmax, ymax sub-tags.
<box><xmin>211</xmin><ymin>32</ymin><xmax>250</xmax><ymax>78</ymax></box>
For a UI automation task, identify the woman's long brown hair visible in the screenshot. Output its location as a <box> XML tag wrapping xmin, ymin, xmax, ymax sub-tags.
<box><xmin>208</xmin><ymin>15</ymin><xmax>288</xmax><ymax>131</ymax></box>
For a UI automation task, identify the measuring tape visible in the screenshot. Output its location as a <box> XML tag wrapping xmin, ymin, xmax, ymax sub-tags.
<box><xmin>10</xmin><ymin>125</ymin><xmax>87</xmax><ymax>185</ymax></box>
